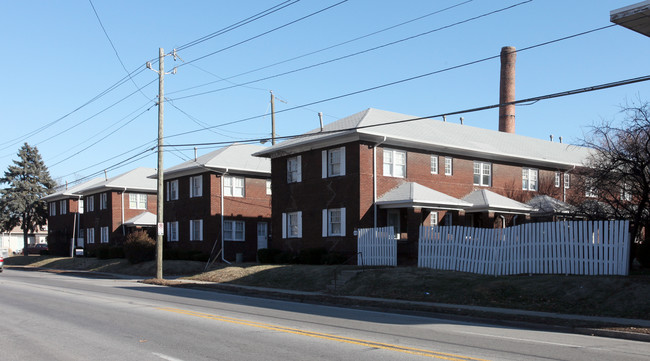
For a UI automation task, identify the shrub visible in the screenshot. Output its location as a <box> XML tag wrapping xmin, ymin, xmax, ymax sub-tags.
<box><xmin>96</xmin><ymin>245</ymin><xmax>111</xmax><ymax>260</ymax></box>
<box><xmin>322</xmin><ymin>252</ymin><xmax>347</xmax><ymax>265</ymax></box>
<box><xmin>164</xmin><ymin>248</ymin><xmax>180</xmax><ymax>260</ymax></box>
<box><xmin>257</xmin><ymin>248</ymin><xmax>282</xmax><ymax>264</ymax></box>
<box><xmin>274</xmin><ymin>251</ymin><xmax>297</xmax><ymax>264</ymax></box>
<box><xmin>123</xmin><ymin>230</ymin><xmax>155</xmax><ymax>264</ymax></box>
<box><xmin>637</xmin><ymin>241</ymin><xmax>650</xmax><ymax>268</ymax></box>
<box><xmin>298</xmin><ymin>247</ymin><xmax>328</xmax><ymax>265</ymax></box>
<box><xmin>108</xmin><ymin>246</ymin><xmax>124</xmax><ymax>259</ymax></box>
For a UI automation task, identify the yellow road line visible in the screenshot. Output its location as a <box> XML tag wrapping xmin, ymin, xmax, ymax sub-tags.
<box><xmin>157</xmin><ymin>307</ymin><xmax>490</xmax><ymax>361</ymax></box>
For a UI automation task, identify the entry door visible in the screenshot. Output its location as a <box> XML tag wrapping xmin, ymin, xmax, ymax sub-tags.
<box><xmin>387</xmin><ymin>210</ymin><xmax>400</xmax><ymax>240</ymax></box>
<box><xmin>257</xmin><ymin>222</ymin><xmax>268</xmax><ymax>250</ymax></box>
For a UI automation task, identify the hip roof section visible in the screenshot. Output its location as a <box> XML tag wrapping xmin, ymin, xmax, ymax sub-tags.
<box><xmin>163</xmin><ymin>143</ymin><xmax>271</xmax><ymax>178</ymax></box>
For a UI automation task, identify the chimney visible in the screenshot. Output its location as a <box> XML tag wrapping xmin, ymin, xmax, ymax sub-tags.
<box><xmin>499</xmin><ymin>46</ymin><xmax>516</xmax><ymax>133</ymax></box>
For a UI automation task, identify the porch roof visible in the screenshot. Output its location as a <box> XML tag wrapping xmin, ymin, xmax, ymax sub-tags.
<box><xmin>461</xmin><ymin>189</ymin><xmax>534</xmax><ymax>214</ymax></box>
<box><xmin>376</xmin><ymin>182</ymin><xmax>472</xmax><ymax>210</ymax></box>
<box><xmin>526</xmin><ymin>195</ymin><xmax>575</xmax><ymax>216</ymax></box>
<box><xmin>124</xmin><ymin>211</ymin><xmax>156</xmax><ymax>227</ymax></box>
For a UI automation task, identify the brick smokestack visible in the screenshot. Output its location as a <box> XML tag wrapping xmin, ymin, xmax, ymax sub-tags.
<box><xmin>499</xmin><ymin>46</ymin><xmax>516</xmax><ymax>133</ymax></box>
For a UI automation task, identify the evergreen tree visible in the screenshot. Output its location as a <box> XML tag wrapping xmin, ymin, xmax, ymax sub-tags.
<box><xmin>0</xmin><ymin>143</ymin><xmax>56</xmax><ymax>255</ymax></box>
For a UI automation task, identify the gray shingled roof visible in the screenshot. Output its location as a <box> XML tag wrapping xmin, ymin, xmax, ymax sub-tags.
<box><xmin>80</xmin><ymin>167</ymin><xmax>157</xmax><ymax>194</ymax></box>
<box><xmin>164</xmin><ymin>143</ymin><xmax>270</xmax><ymax>178</ymax></box>
<box><xmin>124</xmin><ymin>211</ymin><xmax>156</xmax><ymax>227</ymax></box>
<box><xmin>254</xmin><ymin>108</ymin><xmax>592</xmax><ymax>169</ymax></box>
<box><xmin>42</xmin><ymin>178</ymin><xmax>104</xmax><ymax>201</ymax></box>
<box><xmin>377</xmin><ymin>182</ymin><xmax>472</xmax><ymax>210</ymax></box>
<box><xmin>462</xmin><ymin>189</ymin><xmax>534</xmax><ymax>214</ymax></box>
<box><xmin>526</xmin><ymin>195</ymin><xmax>575</xmax><ymax>216</ymax></box>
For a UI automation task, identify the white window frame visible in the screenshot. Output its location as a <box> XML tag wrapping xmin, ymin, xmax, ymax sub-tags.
<box><xmin>224</xmin><ymin>220</ymin><xmax>245</xmax><ymax>241</ymax></box>
<box><xmin>59</xmin><ymin>200</ymin><xmax>66</xmax><ymax>215</ymax></box>
<box><xmin>383</xmin><ymin>149</ymin><xmax>406</xmax><ymax>178</ymax></box>
<box><xmin>87</xmin><ymin>228</ymin><xmax>95</xmax><ymax>244</ymax></box>
<box><xmin>189</xmin><ymin>219</ymin><xmax>203</xmax><ymax>241</ymax></box>
<box><xmin>287</xmin><ymin>156</ymin><xmax>302</xmax><ymax>183</ymax></box>
<box><xmin>585</xmin><ymin>178</ymin><xmax>597</xmax><ymax>198</ymax></box>
<box><xmin>322</xmin><ymin>147</ymin><xmax>346</xmax><ymax>178</ymax></box>
<box><xmin>322</xmin><ymin>208</ymin><xmax>346</xmax><ymax>237</ymax></box>
<box><xmin>430</xmin><ymin>155</ymin><xmax>438</xmax><ymax>174</ymax></box>
<box><xmin>473</xmin><ymin>161</ymin><xmax>491</xmax><ymax>187</ymax></box>
<box><xmin>49</xmin><ymin>202</ymin><xmax>56</xmax><ymax>216</ymax></box>
<box><xmin>86</xmin><ymin>196</ymin><xmax>94</xmax><ymax>212</ymax></box>
<box><xmin>224</xmin><ymin>176</ymin><xmax>245</xmax><ymax>197</ymax></box>
<box><xmin>444</xmin><ymin>157</ymin><xmax>453</xmax><ymax>176</ymax></box>
<box><xmin>266</xmin><ymin>179</ymin><xmax>272</xmax><ymax>195</ymax></box>
<box><xmin>564</xmin><ymin>173</ymin><xmax>571</xmax><ymax>189</ymax></box>
<box><xmin>99</xmin><ymin>193</ymin><xmax>107</xmax><ymax>210</ymax></box>
<box><xmin>282</xmin><ymin>211</ymin><xmax>302</xmax><ymax>238</ymax></box>
<box><xmin>555</xmin><ymin>172</ymin><xmax>561</xmax><ymax>188</ymax></box>
<box><xmin>522</xmin><ymin>168</ymin><xmax>538</xmax><ymax>191</ymax></box>
<box><xmin>621</xmin><ymin>183</ymin><xmax>632</xmax><ymax>201</ymax></box>
<box><xmin>100</xmin><ymin>226</ymin><xmax>109</xmax><ymax>243</ymax></box>
<box><xmin>129</xmin><ymin>193</ymin><xmax>148</xmax><ymax>210</ymax></box>
<box><xmin>166</xmin><ymin>179</ymin><xmax>179</xmax><ymax>201</ymax></box>
<box><xmin>430</xmin><ymin>212</ymin><xmax>439</xmax><ymax>226</ymax></box>
<box><xmin>79</xmin><ymin>199</ymin><xmax>84</xmax><ymax>214</ymax></box>
<box><xmin>190</xmin><ymin>175</ymin><xmax>203</xmax><ymax>198</ymax></box>
<box><xmin>166</xmin><ymin>221</ymin><xmax>178</xmax><ymax>242</ymax></box>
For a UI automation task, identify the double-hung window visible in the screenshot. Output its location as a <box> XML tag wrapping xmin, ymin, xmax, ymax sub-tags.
<box><xmin>129</xmin><ymin>193</ymin><xmax>147</xmax><ymax>209</ymax></box>
<box><xmin>322</xmin><ymin>147</ymin><xmax>345</xmax><ymax>177</ymax></box>
<box><xmin>166</xmin><ymin>222</ymin><xmax>178</xmax><ymax>242</ymax></box>
<box><xmin>430</xmin><ymin>155</ymin><xmax>438</xmax><ymax>174</ymax></box>
<box><xmin>79</xmin><ymin>199</ymin><xmax>84</xmax><ymax>214</ymax></box>
<box><xmin>224</xmin><ymin>220</ymin><xmax>245</xmax><ymax>241</ymax></box>
<box><xmin>86</xmin><ymin>196</ymin><xmax>94</xmax><ymax>212</ymax></box>
<box><xmin>522</xmin><ymin>168</ymin><xmax>538</xmax><ymax>191</ymax></box>
<box><xmin>266</xmin><ymin>179</ymin><xmax>272</xmax><ymax>195</ymax></box>
<box><xmin>287</xmin><ymin>156</ymin><xmax>302</xmax><ymax>183</ymax></box>
<box><xmin>621</xmin><ymin>182</ymin><xmax>632</xmax><ymax>201</ymax></box>
<box><xmin>322</xmin><ymin>208</ymin><xmax>346</xmax><ymax>237</ymax></box>
<box><xmin>99</xmin><ymin>193</ymin><xmax>107</xmax><ymax>210</ymax></box>
<box><xmin>224</xmin><ymin>176</ymin><xmax>245</xmax><ymax>197</ymax></box>
<box><xmin>585</xmin><ymin>178</ymin><xmax>597</xmax><ymax>198</ymax></box>
<box><xmin>190</xmin><ymin>176</ymin><xmax>203</xmax><ymax>197</ymax></box>
<box><xmin>473</xmin><ymin>161</ymin><xmax>491</xmax><ymax>186</ymax></box>
<box><xmin>59</xmin><ymin>200</ymin><xmax>67</xmax><ymax>215</ymax></box>
<box><xmin>564</xmin><ymin>173</ymin><xmax>571</xmax><ymax>189</ymax></box>
<box><xmin>430</xmin><ymin>212</ymin><xmax>439</xmax><ymax>226</ymax></box>
<box><xmin>383</xmin><ymin>149</ymin><xmax>406</xmax><ymax>177</ymax></box>
<box><xmin>282</xmin><ymin>211</ymin><xmax>302</xmax><ymax>238</ymax></box>
<box><xmin>49</xmin><ymin>202</ymin><xmax>56</xmax><ymax>216</ymax></box>
<box><xmin>166</xmin><ymin>180</ymin><xmax>179</xmax><ymax>201</ymax></box>
<box><xmin>444</xmin><ymin>157</ymin><xmax>453</xmax><ymax>176</ymax></box>
<box><xmin>100</xmin><ymin>227</ymin><xmax>109</xmax><ymax>243</ymax></box>
<box><xmin>555</xmin><ymin>172</ymin><xmax>561</xmax><ymax>188</ymax></box>
<box><xmin>190</xmin><ymin>219</ymin><xmax>203</xmax><ymax>241</ymax></box>
<box><xmin>87</xmin><ymin>228</ymin><xmax>95</xmax><ymax>244</ymax></box>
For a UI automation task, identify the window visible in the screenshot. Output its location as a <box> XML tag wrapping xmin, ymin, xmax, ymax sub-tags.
<box><xmin>190</xmin><ymin>219</ymin><xmax>203</xmax><ymax>241</ymax></box>
<box><xmin>564</xmin><ymin>173</ymin><xmax>571</xmax><ymax>189</ymax></box>
<box><xmin>190</xmin><ymin>175</ymin><xmax>203</xmax><ymax>197</ymax></box>
<box><xmin>166</xmin><ymin>180</ymin><xmax>178</xmax><ymax>201</ymax></box>
<box><xmin>444</xmin><ymin>157</ymin><xmax>453</xmax><ymax>176</ymax></box>
<box><xmin>430</xmin><ymin>212</ymin><xmax>438</xmax><ymax>226</ymax></box>
<box><xmin>621</xmin><ymin>183</ymin><xmax>632</xmax><ymax>201</ymax></box>
<box><xmin>555</xmin><ymin>172</ymin><xmax>561</xmax><ymax>188</ymax></box>
<box><xmin>166</xmin><ymin>222</ymin><xmax>178</xmax><ymax>242</ymax></box>
<box><xmin>224</xmin><ymin>220</ymin><xmax>245</xmax><ymax>241</ymax></box>
<box><xmin>224</xmin><ymin>176</ymin><xmax>245</xmax><ymax>197</ymax></box>
<box><xmin>473</xmin><ymin>161</ymin><xmax>491</xmax><ymax>186</ymax></box>
<box><xmin>287</xmin><ymin>156</ymin><xmax>302</xmax><ymax>183</ymax></box>
<box><xmin>266</xmin><ymin>179</ymin><xmax>272</xmax><ymax>195</ymax></box>
<box><xmin>79</xmin><ymin>199</ymin><xmax>84</xmax><ymax>214</ymax></box>
<box><xmin>322</xmin><ymin>147</ymin><xmax>345</xmax><ymax>177</ymax></box>
<box><xmin>430</xmin><ymin>155</ymin><xmax>438</xmax><ymax>174</ymax></box>
<box><xmin>522</xmin><ymin>168</ymin><xmax>538</xmax><ymax>191</ymax></box>
<box><xmin>100</xmin><ymin>226</ymin><xmax>109</xmax><ymax>243</ymax></box>
<box><xmin>87</xmin><ymin>228</ymin><xmax>95</xmax><ymax>244</ymax></box>
<box><xmin>49</xmin><ymin>202</ymin><xmax>56</xmax><ymax>216</ymax></box>
<box><xmin>282</xmin><ymin>211</ymin><xmax>302</xmax><ymax>238</ymax></box>
<box><xmin>585</xmin><ymin>178</ymin><xmax>597</xmax><ymax>198</ymax></box>
<box><xmin>322</xmin><ymin>208</ymin><xmax>346</xmax><ymax>237</ymax></box>
<box><xmin>383</xmin><ymin>149</ymin><xmax>406</xmax><ymax>177</ymax></box>
<box><xmin>129</xmin><ymin>193</ymin><xmax>148</xmax><ymax>209</ymax></box>
<box><xmin>86</xmin><ymin>196</ymin><xmax>94</xmax><ymax>212</ymax></box>
<box><xmin>58</xmin><ymin>200</ymin><xmax>66</xmax><ymax>215</ymax></box>
<box><xmin>99</xmin><ymin>193</ymin><xmax>107</xmax><ymax>210</ymax></box>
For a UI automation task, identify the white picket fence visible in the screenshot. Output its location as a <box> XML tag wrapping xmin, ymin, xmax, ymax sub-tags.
<box><xmin>418</xmin><ymin>220</ymin><xmax>630</xmax><ymax>276</ymax></box>
<box><xmin>357</xmin><ymin>226</ymin><xmax>396</xmax><ymax>266</ymax></box>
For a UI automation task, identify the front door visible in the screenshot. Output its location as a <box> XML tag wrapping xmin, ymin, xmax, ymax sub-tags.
<box><xmin>257</xmin><ymin>222</ymin><xmax>268</xmax><ymax>250</ymax></box>
<box><xmin>387</xmin><ymin>209</ymin><xmax>400</xmax><ymax>239</ymax></box>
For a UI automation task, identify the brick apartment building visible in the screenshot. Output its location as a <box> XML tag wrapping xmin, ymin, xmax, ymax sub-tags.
<box><xmin>254</xmin><ymin>108</ymin><xmax>592</xmax><ymax>263</ymax></box>
<box><xmin>43</xmin><ymin>178</ymin><xmax>103</xmax><ymax>256</ymax></box>
<box><xmin>78</xmin><ymin>167</ymin><xmax>157</xmax><ymax>253</ymax></box>
<box><xmin>161</xmin><ymin>143</ymin><xmax>271</xmax><ymax>262</ymax></box>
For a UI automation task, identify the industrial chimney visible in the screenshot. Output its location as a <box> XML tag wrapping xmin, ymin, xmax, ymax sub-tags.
<box><xmin>499</xmin><ymin>46</ymin><xmax>516</xmax><ymax>133</ymax></box>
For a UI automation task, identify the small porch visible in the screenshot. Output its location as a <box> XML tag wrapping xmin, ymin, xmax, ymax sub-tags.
<box><xmin>461</xmin><ymin>189</ymin><xmax>534</xmax><ymax>228</ymax></box>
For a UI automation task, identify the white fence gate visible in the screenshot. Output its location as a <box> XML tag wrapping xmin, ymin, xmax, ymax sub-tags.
<box><xmin>357</xmin><ymin>227</ymin><xmax>397</xmax><ymax>266</ymax></box>
<box><xmin>419</xmin><ymin>220</ymin><xmax>630</xmax><ymax>276</ymax></box>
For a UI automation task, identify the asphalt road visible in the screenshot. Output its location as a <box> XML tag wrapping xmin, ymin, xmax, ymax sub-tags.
<box><xmin>1</xmin><ymin>269</ymin><xmax>648</xmax><ymax>361</ymax></box>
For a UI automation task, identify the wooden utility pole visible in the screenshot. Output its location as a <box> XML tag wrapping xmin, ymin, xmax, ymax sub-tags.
<box><xmin>156</xmin><ymin>48</ymin><xmax>165</xmax><ymax>279</ymax></box>
<box><xmin>270</xmin><ymin>90</ymin><xmax>276</xmax><ymax>145</ymax></box>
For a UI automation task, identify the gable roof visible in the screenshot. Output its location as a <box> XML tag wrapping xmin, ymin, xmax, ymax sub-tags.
<box><xmin>377</xmin><ymin>182</ymin><xmax>472</xmax><ymax>210</ymax></box>
<box><xmin>42</xmin><ymin>178</ymin><xmax>104</xmax><ymax>201</ymax></box>
<box><xmin>163</xmin><ymin>143</ymin><xmax>270</xmax><ymax>178</ymax></box>
<box><xmin>124</xmin><ymin>211</ymin><xmax>156</xmax><ymax>227</ymax></box>
<box><xmin>462</xmin><ymin>189</ymin><xmax>534</xmax><ymax>214</ymax></box>
<box><xmin>80</xmin><ymin>167</ymin><xmax>157</xmax><ymax>194</ymax></box>
<box><xmin>526</xmin><ymin>195</ymin><xmax>576</xmax><ymax>216</ymax></box>
<box><xmin>254</xmin><ymin>108</ymin><xmax>592</xmax><ymax>169</ymax></box>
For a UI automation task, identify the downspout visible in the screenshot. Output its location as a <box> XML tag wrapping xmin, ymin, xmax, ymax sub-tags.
<box><xmin>499</xmin><ymin>215</ymin><xmax>506</xmax><ymax>228</ymax></box>
<box><xmin>373</xmin><ymin>136</ymin><xmax>387</xmax><ymax>228</ymax></box>
<box><xmin>121</xmin><ymin>187</ymin><xmax>127</xmax><ymax>236</ymax></box>
<box><xmin>221</xmin><ymin>169</ymin><xmax>231</xmax><ymax>264</ymax></box>
<box><xmin>71</xmin><ymin>195</ymin><xmax>80</xmax><ymax>257</ymax></box>
<box><xmin>513</xmin><ymin>215</ymin><xmax>519</xmax><ymax>226</ymax></box>
<box><xmin>563</xmin><ymin>165</ymin><xmax>576</xmax><ymax>203</ymax></box>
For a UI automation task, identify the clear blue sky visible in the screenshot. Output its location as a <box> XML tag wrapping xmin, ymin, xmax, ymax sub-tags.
<box><xmin>2</xmin><ymin>0</ymin><xmax>650</xmax><ymax>186</ymax></box>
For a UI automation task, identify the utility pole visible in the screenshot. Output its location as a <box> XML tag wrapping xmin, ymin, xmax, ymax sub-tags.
<box><xmin>270</xmin><ymin>90</ymin><xmax>276</xmax><ymax>145</ymax></box>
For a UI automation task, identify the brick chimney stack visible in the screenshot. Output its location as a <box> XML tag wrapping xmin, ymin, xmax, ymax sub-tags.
<box><xmin>499</xmin><ymin>46</ymin><xmax>516</xmax><ymax>133</ymax></box>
